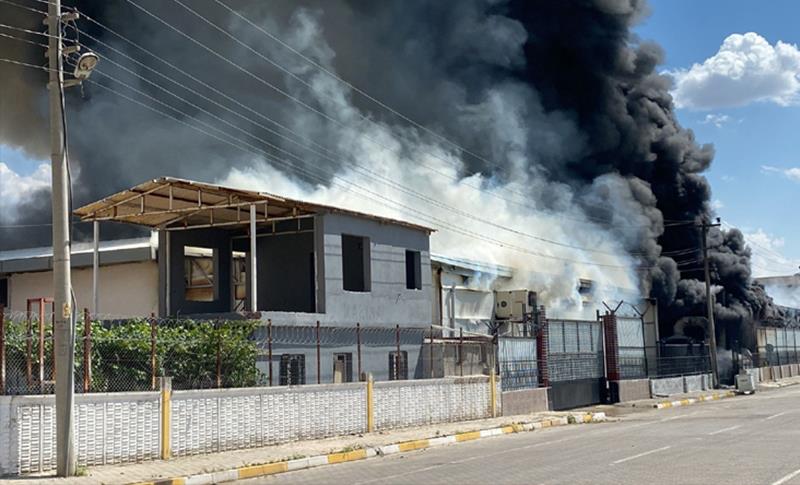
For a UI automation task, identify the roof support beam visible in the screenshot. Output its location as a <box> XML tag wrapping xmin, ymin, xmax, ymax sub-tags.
<box><xmin>250</xmin><ymin>204</ymin><xmax>258</xmax><ymax>312</ymax></box>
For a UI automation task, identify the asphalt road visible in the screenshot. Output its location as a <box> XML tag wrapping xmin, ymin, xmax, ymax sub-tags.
<box><xmin>239</xmin><ymin>386</ymin><xmax>800</xmax><ymax>485</ymax></box>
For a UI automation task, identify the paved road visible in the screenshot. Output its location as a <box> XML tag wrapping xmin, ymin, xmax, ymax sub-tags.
<box><xmin>241</xmin><ymin>386</ymin><xmax>800</xmax><ymax>485</ymax></box>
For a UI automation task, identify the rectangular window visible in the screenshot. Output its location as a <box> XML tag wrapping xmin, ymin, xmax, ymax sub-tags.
<box><xmin>184</xmin><ymin>246</ymin><xmax>216</xmax><ymax>302</ymax></box>
<box><xmin>388</xmin><ymin>351</ymin><xmax>408</xmax><ymax>380</ymax></box>
<box><xmin>0</xmin><ymin>278</ymin><xmax>7</xmax><ymax>308</ymax></box>
<box><xmin>333</xmin><ymin>353</ymin><xmax>353</xmax><ymax>383</ymax></box>
<box><xmin>342</xmin><ymin>235</ymin><xmax>370</xmax><ymax>292</ymax></box>
<box><xmin>405</xmin><ymin>250</ymin><xmax>421</xmax><ymax>290</ymax></box>
<box><xmin>279</xmin><ymin>354</ymin><xmax>306</xmax><ymax>385</ymax></box>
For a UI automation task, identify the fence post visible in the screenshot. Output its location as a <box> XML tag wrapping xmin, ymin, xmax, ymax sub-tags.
<box><xmin>489</xmin><ymin>368</ymin><xmax>497</xmax><ymax>418</ymax></box>
<box><xmin>459</xmin><ymin>328</ymin><xmax>464</xmax><ymax>377</ymax></box>
<box><xmin>794</xmin><ymin>329</ymin><xmax>798</xmax><ymax>366</ymax></box>
<box><xmin>536</xmin><ymin>306</ymin><xmax>550</xmax><ymax>388</ymax></box>
<box><xmin>215</xmin><ymin>320</ymin><xmax>222</xmax><ymax>389</ymax></box>
<box><xmin>159</xmin><ymin>376</ymin><xmax>172</xmax><ymax>460</ymax></box>
<box><xmin>356</xmin><ymin>322</ymin><xmax>362</xmax><ymax>380</ymax></box>
<box><xmin>397</xmin><ymin>324</ymin><xmax>403</xmax><ymax>379</ymax></box>
<box><xmin>38</xmin><ymin>299</ymin><xmax>44</xmax><ymax>393</ymax></box>
<box><xmin>25</xmin><ymin>304</ymin><xmax>32</xmax><ymax>388</ymax></box>
<box><xmin>150</xmin><ymin>313</ymin><xmax>157</xmax><ymax>391</ymax></box>
<box><xmin>268</xmin><ymin>319</ymin><xmax>273</xmax><ymax>387</ymax></box>
<box><xmin>83</xmin><ymin>308</ymin><xmax>92</xmax><ymax>393</ymax></box>
<box><xmin>316</xmin><ymin>320</ymin><xmax>321</xmax><ymax>384</ymax></box>
<box><xmin>0</xmin><ymin>306</ymin><xmax>5</xmax><ymax>395</ymax></box>
<box><xmin>366</xmin><ymin>373</ymin><xmax>374</xmax><ymax>433</ymax></box>
<box><xmin>429</xmin><ymin>324</ymin><xmax>434</xmax><ymax>379</ymax></box>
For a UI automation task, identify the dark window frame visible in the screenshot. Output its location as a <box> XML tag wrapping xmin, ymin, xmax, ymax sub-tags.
<box><xmin>279</xmin><ymin>354</ymin><xmax>306</xmax><ymax>385</ymax></box>
<box><xmin>341</xmin><ymin>234</ymin><xmax>371</xmax><ymax>292</ymax></box>
<box><xmin>0</xmin><ymin>277</ymin><xmax>7</xmax><ymax>308</ymax></box>
<box><xmin>389</xmin><ymin>350</ymin><xmax>409</xmax><ymax>380</ymax></box>
<box><xmin>405</xmin><ymin>250</ymin><xmax>422</xmax><ymax>290</ymax></box>
<box><xmin>332</xmin><ymin>352</ymin><xmax>353</xmax><ymax>383</ymax></box>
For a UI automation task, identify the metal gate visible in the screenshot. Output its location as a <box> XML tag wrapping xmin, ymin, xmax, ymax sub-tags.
<box><xmin>547</xmin><ymin>319</ymin><xmax>604</xmax><ymax>410</ymax></box>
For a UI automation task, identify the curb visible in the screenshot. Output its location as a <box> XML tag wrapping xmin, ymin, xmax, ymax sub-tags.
<box><xmin>653</xmin><ymin>390</ymin><xmax>736</xmax><ymax>409</ymax></box>
<box><xmin>135</xmin><ymin>412</ymin><xmax>606</xmax><ymax>485</ymax></box>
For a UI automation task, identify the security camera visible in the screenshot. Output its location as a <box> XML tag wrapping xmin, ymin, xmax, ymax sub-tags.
<box><xmin>73</xmin><ymin>52</ymin><xmax>99</xmax><ymax>80</ymax></box>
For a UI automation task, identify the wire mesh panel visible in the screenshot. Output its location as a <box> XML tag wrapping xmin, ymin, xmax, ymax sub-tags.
<box><xmin>498</xmin><ymin>337</ymin><xmax>537</xmax><ymax>391</ymax></box>
<box><xmin>547</xmin><ymin>319</ymin><xmax>604</xmax><ymax>382</ymax></box>
<box><xmin>617</xmin><ymin>316</ymin><xmax>647</xmax><ymax>379</ymax></box>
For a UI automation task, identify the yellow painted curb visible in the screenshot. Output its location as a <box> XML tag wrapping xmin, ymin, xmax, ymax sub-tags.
<box><xmin>501</xmin><ymin>425</ymin><xmax>516</xmax><ymax>434</ymax></box>
<box><xmin>582</xmin><ymin>414</ymin><xmax>593</xmax><ymax>423</ymax></box>
<box><xmin>237</xmin><ymin>461</ymin><xmax>289</xmax><ymax>479</ymax></box>
<box><xmin>148</xmin><ymin>479</ymin><xmax>186</xmax><ymax>485</ymax></box>
<box><xmin>328</xmin><ymin>449</ymin><xmax>368</xmax><ymax>464</ymax></box>
<box><xmin>397</xmin><ymin>440</ymin><xmax>430</xmax><ymax>452</ymax></box>
<box><xmin>455</xmin><ymin>431</ymin><xmax>482</xmax><ymax>442</ymax></box>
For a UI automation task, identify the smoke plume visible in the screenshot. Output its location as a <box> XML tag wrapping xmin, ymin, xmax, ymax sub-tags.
<box><xmin>0</xmin><ymin>0</ymin><xmax>791</xmax><ymax>334</ymax></box>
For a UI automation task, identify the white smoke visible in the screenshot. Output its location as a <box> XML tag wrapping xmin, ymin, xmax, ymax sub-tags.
<box><xmin>219</xmin><ymin>7</ymin><xmax>651</xmax><ymax>313</ymax></box>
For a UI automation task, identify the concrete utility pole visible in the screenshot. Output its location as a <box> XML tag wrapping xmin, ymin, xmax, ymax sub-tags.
<box><xmin>700</xmin><ymin>218</ymin><xmax>721</xmax><ymax>389</ymax></box>
<box><xmin>47</xmin><ymin>0</ymin><xmax>75</xmax><ymax>475</ymax></box>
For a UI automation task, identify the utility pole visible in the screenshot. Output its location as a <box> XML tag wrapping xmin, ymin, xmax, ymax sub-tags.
<box><xmin>700</xmin><ymin>218</ymin><xmax>721</xmax><ymax>389</ymax></box>
<box><xmin>47</xmin><ymin>0</ymin><xmax>75</xmax><ymax>476</ymax></box>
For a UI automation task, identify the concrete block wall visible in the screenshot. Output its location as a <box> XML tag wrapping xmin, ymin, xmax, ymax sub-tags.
<box><xmin>683</xmin><ymin>375</ymin><xmax>704</xmax><ymax>393</ymax></box>
<box><xmin>501</xmin><ymin>388</ymin><xmax>549</xmax><ymax>416</ymax></box>
<box><xmin>0</xmin><ymin>392</ymin><xmax>160</xmax><ymax>476</ymax></box>
<box><xmin>2</xmin><ymin>377</ymin><xmax>497</xmax><ymax>476</ymax></box>
<box><xmin>650</xmin><ymin>377</ymin><xmax>684</xmax><ymax>396</ymax></box>
<box><xmin>373</xmin><ymin>377</ymin><xmax>497</xmax><ymax>430</ymax></box>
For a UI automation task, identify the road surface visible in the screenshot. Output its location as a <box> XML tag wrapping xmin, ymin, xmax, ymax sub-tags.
<box><xmin>240</xmin><ymin>386</ymin><xmax>800</xmax><ymax>484</ymax></box>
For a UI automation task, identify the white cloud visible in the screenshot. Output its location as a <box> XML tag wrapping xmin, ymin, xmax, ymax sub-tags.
<box><xmin>711</xmin><ymin>199</ymin><xmax>725</xmax><ymax>210</ymax></box>
<box><xmin>670</xmin><ymin>32</ymin><xmax>800</xmax><ymax>109</ymax></box>
<box><xmin>0</xmin><ymin>162</ymin><xmax>50</xmax><ymax>222</ymax></box>
<box><xmin>743</xmin><ymin>228</ymin><xmax>800</xmax><ymax>278</ymax></box>
<box><xmin>761</xmin><ymin>164</ymin><xmax>800</xmax><ymax>183</ymax></box>
<box><xmin>720</xmin><ymin>174</ymin><xmax>735</xmax><ymax>182</ymax></box>
<box><xmin>700</xmin><ymin>113</ymin><xmax>730</xmax><ymax>127</ymax></box>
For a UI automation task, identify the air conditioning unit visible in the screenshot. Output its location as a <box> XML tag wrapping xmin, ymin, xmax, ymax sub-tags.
<box><xmin>494</xmin><ymin>290</ymin><xmax>536</xmax><ymax>320</ymax></box>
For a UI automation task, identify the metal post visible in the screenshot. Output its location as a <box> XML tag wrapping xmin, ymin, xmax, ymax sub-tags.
<box><xmin>215</xmin><ymin>320</ymin><xmax>222</xmax><ymax>389</ymax></box>
<box><xmin>0</xmin><ymin>306</ymin><xmax>5</xmax><ymax>395</ymax></box>
<box><xmin>150</xmin><ymin>314</ymin><xmax>157</xmax><ymax>391</ymax></box>
<box><xmin>82</xmin><ymin>309</ymin><xmax>91</xmax><ymax>393</ymax></box>
<box><xmin>429</xmin><ymin>324</ymin><xmax>434</xmax><ymax>378</ymax></box>
<box><xmin>700</xmin><ymin>220</ymin><xmax>720</xmax><ymax>388</ymax></box>
<box><xmin>459</xmin><ymin>328</ymin><xmax>464</xmax><ymax>377</ymax></box>
<box><xmin>794</xmin><ymin>329</ymin><xmax>798</xmax><ymax>365</ymax></box>
<box><xmin>26</xmin><ymin>305</ymin><xmax>32</xmax><ymax>388</ymax></box>
<box><xmin>38</xmin><ymin>299</ymin><xmax>45</xmax><ymax>393</ymax></box>
<box><xmin>396</xmin><ymin>324</ymin><xmax>402</xmax><ymax>379</ymax></box>
<box><xmin>267</xmin><ymin>319</ymin><xmax>273</xmax><ymax>386</ymax></box>
<box><xmin>356</xmin><ymin>322</ymin><xmax>362</xmax><ymax>380</ymax></box>
<box><xmin>92</xmin><ymin>220</ymin><xmax>99</xmax><ymax>314</ymax></box>
<box><xmin>249</xmin><ymin>205</ymin><xmax>258</xmax><ymax>312</ymax></box>
<box><xmin>316</xmin><ymin>321</ymin><xmax>321</xmax><ymax>384</ymax></box>
<box><xmin>49</xmin><ymin>0</ymin><xmax>76</xmax><ymax>474</ymax></box>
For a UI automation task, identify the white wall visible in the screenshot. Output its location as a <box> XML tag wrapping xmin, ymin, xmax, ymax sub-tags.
<box><xmin>7</xmin><ymin>261</ymin><xmax>159</xmax><ymax>317</ymax></box>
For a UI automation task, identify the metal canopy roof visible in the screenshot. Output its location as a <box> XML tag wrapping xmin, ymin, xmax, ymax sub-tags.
<box><xmin>73</xmin><ymin>177</ymin><xmax>434</xmax><ymax>232</ymax></box>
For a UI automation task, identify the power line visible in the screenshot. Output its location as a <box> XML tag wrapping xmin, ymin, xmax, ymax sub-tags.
<box><xmin>78</xmin><ymin>74</ymin><xmax>650</xmax><ymax>271</ymax></box>
<box><xmin>117</xmin><ymin>0</ymin><xmax>677</xmax><ymax>229</ymax></box>
<box><xmin>81</xmin><ymin>38</ymin><xmax>647</xmax><ymax>258</ymax></box>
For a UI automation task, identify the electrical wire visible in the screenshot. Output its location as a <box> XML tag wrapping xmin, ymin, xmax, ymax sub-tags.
<box><xmin>82</xmin><ymin>43</ymin><xmax>647</xmax><ymax>259</ymax></box>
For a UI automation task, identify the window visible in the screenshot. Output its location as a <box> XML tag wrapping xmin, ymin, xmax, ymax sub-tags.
<box><xmin>279</xmin><ymin>354</ymin><xmax>306</xmax><ymax>385</ymax></box>
<box><xmin>0</xmin><ymin>278</ymin><xmax>7</xmax><ymax>308</ymax></box>
<box><xmin>405</xmin><ymin>250</ymin><xmax>421</xmax><ymax>290</ymax></box>
<box><xmin>388</xmin><ymin>351</ymin><xmax>408</xmax><ymax>380</ymax></box>
<box><xmin>184</xmin><ymin>246</ymin><xmax>216</xmax><ymax>302</ymax></box>
<box><xmin>333</xmin><ymin>353</ymin><xmax>353</xmax><ymax>383</ymax></box>
<box><xmin>232</xmin><ymin>251</ymin><xmax>247</xmax><ymax>311</ymax></box>
<box><xmin>342</xmin><ymin>235</ymin><xmax>370</xmax><ymax>292</ymax></box>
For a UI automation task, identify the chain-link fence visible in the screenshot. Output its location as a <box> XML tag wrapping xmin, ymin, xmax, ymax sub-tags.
<box><xmin>547</xmin><ymin>319</ymin><xmax>604</xmax><ymax>382</ymax></box>
<box><xmin>0</xmin><ymin>308</ymin><xmax>497</xmax><ymax>395</ymax></box>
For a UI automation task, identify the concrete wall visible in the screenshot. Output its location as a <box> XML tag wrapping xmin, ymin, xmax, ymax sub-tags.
<box><xmin>2</xmin><ymin>377</ymin><xmax>496</xmax><ymax>476</ymax></box>
<box><xmin>6</xmin><ymin>261</ymin><xmax>158</xmax><ymax>317</ymax></box>
<box><xmin>683</xmin><ymin>374</ymin><xmax>704</xmax><ymax>393</ymax></box>
<box><xmin>615</xmin><ymin>379</ymin><xmax>651</xmax><ymax>402</ymax></box>
<box><xmin>501</xmin><ymin>388</ymin><xmax>549</xmax><ymax>416</ymax></box>
<box><xmin>0</xmin><ymin>392</ymin><xmax>161</xmax><ymax>475</ymax></box>
<box><xmin>650</xmin><ymin>377</ymin><xmax>684</xmax><ymax>397</ymax></box>
<box><xmin>320</xmin><ymin>213</ymin><xmax>432</xmax><ymax>327</ymax></box>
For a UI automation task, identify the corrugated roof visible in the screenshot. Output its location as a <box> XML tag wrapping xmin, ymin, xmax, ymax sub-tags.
<box><xmin>73</xmin><ymin>177</ymin><xmax>434</xmax><ymax>233</ymax></box>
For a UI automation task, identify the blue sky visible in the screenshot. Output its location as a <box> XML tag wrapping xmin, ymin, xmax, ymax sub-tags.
<box><xmin>636</xmin><ymin>0</ymin><xmax>800</xmax><ymax>275</ymax></box>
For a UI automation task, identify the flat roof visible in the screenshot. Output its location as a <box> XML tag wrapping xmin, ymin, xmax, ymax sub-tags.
<box><xmin>73</xmin><ymin>177</ymin><xmax>434</xmax><ymax>233</ymax></box>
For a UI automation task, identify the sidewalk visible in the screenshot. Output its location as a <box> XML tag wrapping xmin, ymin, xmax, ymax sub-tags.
<box><xmin>4</xmin><ymin>411</ymin><xmax>606</xmax><ymax>485</ymax></box>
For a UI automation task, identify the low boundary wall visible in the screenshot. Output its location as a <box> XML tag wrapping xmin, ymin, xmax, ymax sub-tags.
<box><xmin>501</xmin><ymin>388</ymin><xmax>549</xmax><ymax>416</ymax></box>
<box><xmin>614</xmin><ymin>379</ymin><xmax>650</xmax><ymax>402</ymax></box>
<box><xmin>1</xmin><ymin>376</ymin><xmax>498</xmax><ymax>476</ymax></box>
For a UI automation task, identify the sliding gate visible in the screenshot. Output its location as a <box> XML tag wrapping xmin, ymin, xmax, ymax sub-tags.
<box><xmin>548</xmin><ymin>319</ymin><xmax>605</xmax><ymax>410</ymax></box>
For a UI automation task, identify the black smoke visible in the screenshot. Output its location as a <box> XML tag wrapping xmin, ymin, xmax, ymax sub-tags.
<box><xmin>0</xmin><ymin>0</ymin><xmax>790</xmax><ymax>337</ymax></box>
